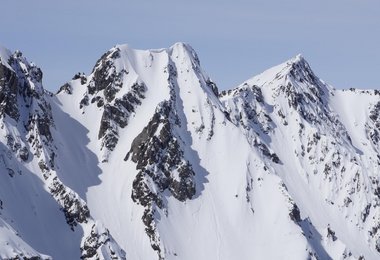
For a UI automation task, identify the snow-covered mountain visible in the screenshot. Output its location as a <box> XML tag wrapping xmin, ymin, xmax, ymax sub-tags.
<box><xmin>0</xmin><ymin>43</ymin><xmax>379</xmax><ymax>260</ymax></box>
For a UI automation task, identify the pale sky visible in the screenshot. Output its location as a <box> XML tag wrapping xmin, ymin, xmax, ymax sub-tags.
<box><xmin>1</xmin><ymin>0</ymin><xmax>379</xmax><ymax>91</ymax></box>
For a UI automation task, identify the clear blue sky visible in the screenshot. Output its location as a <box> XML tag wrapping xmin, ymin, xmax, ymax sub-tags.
<box><xmin>1</xmin><ymin>0</ymin><xmax>379</xmax><ymax>91</ymax></box>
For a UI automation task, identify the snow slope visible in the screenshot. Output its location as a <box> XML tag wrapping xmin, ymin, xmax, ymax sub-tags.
<box><xmin>221</xmin><ymin>55</ymin><xmax>380</xmax><ymax>259</ymax></box>
<box><xmin>0</xmin><ymin>46</ymin><xmax>125</xmax><ymax>260</ymax></box>
<box><xmin>0</xmin><ymin>43</ymin><xmax>379</xmax><ymax>259</ymax></box>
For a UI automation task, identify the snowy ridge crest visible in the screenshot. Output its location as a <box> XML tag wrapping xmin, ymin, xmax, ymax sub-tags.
<box><xmin>1</xmin><ymin>43</ymin><xmax>380</xmax><ymax>260</ymax></box>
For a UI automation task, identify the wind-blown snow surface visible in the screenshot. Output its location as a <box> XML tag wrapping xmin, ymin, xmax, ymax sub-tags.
<box><xmin>0</xmin><ymin>43</ymin><xmax>380</xmax><ymax>259</ymax></box>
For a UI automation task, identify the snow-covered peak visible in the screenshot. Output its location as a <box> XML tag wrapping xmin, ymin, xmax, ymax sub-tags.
<box><xmin>114</xmin><ymin>42</ymin><xmax>195</xmax><ymax>55</ymax></box>
<box><xmin>4</xmin><ymin>42</ymin><xmax>380</xmax><ymax>260</ymax></box>
<box><xmin>57</xmin><ymin>42</ymin><xmax>219</xmax><ymax>163</ymax></box>
<box><xmin>0</xmin><ymin>45</ymin><xmax>48</xmax><ymax>124</ymax></box>
<box><xmin>220</xmin><ymin>54</ymin><xmax>331</xmax><ymax>110</ymax></box>
<box><xmin>272</xmin><ymin>53</ymin><xmax>308</xmax><ymax>74</ymax></box>
<box><xmin>0</xmin><ymin>45</ymin><xmax>43</xmax><ymax>81</ymax></box>
<box><xmin>223</xmin><ymin>54</ymin><xmax>313</xmax><ymax>93</ymax></box>
<box><xmin>169</xmin><ymin>42</ymin><xmax>199</xmax><ymax>61</ymax></box>
<box><xmin>219</xmin><ymin>51</ymin><xmax>380</xmax><ymax>259</ymax></box>
<box><xmin>291</xmin><ymin>53</ymin><xmax>305</xmax><ymax>63</ymax></box>
<box><xmin>76</xmin><ymin>41</ymin><xmax>203</xmax><ymax>94</ymax></box>
<box><xmin>170</xmin><ymin>41</ymin><xmax>192</xmax><ymax>50</ymax></box>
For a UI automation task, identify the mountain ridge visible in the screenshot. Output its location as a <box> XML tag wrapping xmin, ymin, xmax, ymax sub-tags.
<box><xmin>0</xmin><ymin>43</ymin><xmax>379</xmax><ymax>260</ymax></box>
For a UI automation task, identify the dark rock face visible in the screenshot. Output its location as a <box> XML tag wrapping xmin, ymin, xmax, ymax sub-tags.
<box><xmin>366</xmin><ymin>101</ymin><xmax>380</xmax><ymax>153</ymax></box>
<box><xmin>253</xmin><ymin>138</ymin><xmax>281</xmax><ymax>164</ymax></box>
<box><xmin>80</xmin><ymin>224</ymin><xmax>126</xmax><ymax>260</ymax></box>
<box><xmin>206</xmin><ymin>79</ymin><xmax>219</xmax><ymax>97</ymax></box>
<box><xmin>6</xmin><ymin>135</ymin><xmax>21</xmax><ymax>153</ymax></box>
<box><xmin>0</xmin><ymin>52</ymin><xmax>53</xmax><ymax>161</ymax></box>
<box><xmin>280</xmin><ymin>81</ymin><xmax>326</xmax><ymax>126</ymax></box>
<box><xmin>0</xmin><ymin>52</ymin><xmax>50</xmax><ymax>122</ymax></box>
<box><xmin>98</xmin><ymin>82</ymin><xmax>146</xmax><ymax>152</ymax></box>
<box><xmin>27</xmin><ymin>105</ymin><xmax>54</xmax><ymax>143</ymax></box>
<box><xmin>0</xmin><ymin>51</ymin><xmax>56</xmax><ymax>170</ymax></box>
<box><xmin>0</xmin><ymin>49</ymin><xmax>125</xmax><ymax>260</ymax></box>
<box><xmin>327</xmin><ymin>226</ymin><xmax>337</xmax><ymax>242</ymax></box>
<box><xmin>72</xmin><ymin>72</ymin><xmax>87</xmax><ymax>85</ymax></box>
<box><xmin>221</xmin><ymin>84</ymin><xmax>280</xmax><ymax>163</ymax></box>
<box><xmin>46</xmin><ymin>166</ymin><xmax>125</xmax><ymax>259</ymax></box>
<box><xmin>86</xmin><ymin>47</ymin><xmax>123</xmax><ymax>98</ymax></box>
<box><xmin>7</xmin><ymin>255</ymin><xmax>45</xmax><ymax>260</ymax></box>
<box><xmin>57</xmin><ymin>83</ymin><xmax>73</xmax><ymax>95</ymax></box>
<box><xmin>125</xmin><ymin>100</ymin><xmax>196</xmax><ymax>258</ymax></box>
<box><xmin>49</xmin><ymin>176</ymin><xmax>90</xmax><ymax>229</ymax></box>
<box><xmin>221</xmin><ymin>85</ymin><xmax>269</xmax><ymax>130</ymax></box>
<box><xmin>0</xmin><ymin>59</ymin><xmax>20</xmax><ymax>121</ymax></box>
<box><xmin>78</xmin><ymin>47</ymin><xmax>147</xmax><ymax>155</ymax></box>
<box><xmin>289</xmin><ymin>203</ymin><xmax>301</xmax><ymax>223</ymax></box>
<box><xmin>19</xmin><ymin>146</ymin><xmax>29</xmax><ymax>161</ymax></box>
<box><xmin>362</xmin><ymin>102</ymin><xmax>380</xmax><ymax>252</ymax></box>
<box><xmin>220</xmin><ymin>83</ymin><xmax>263</xmax><ymax>103</ymax></box>
<box><xmin>127</xmin><ymin>101</ymin><xmax>196</xmax><ymax>203</ymax></box>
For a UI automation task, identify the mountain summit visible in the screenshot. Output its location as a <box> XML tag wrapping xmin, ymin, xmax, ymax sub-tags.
<box><xmin>0</xmin><ymin>44</ymin><xmax>380</xmax><ymax>260</ymax></box>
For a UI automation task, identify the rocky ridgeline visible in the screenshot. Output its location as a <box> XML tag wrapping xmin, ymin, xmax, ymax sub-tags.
<box><xmin>281</xmin><ymin>65</ymin><xmax>380</xmax><ymax>255</ymax></box>
<box><xmin>123</xmin><ymin>56</ymin><xmax>201</xmax><ymax>258</ymax></box>
<box><xmin>75</xmin><ymin>47</ymin><xmax>147</xmax><ymax>161</ymax></box>
<box><xmin>0</xmin><ymin>50</ymin><xmax>44</xmax><ymax>121</ymax></box>
<box><xmin>3</xmin><ymin>44</ymin><xmax>380</xmax><ymax>259</ymax></box>
<box><xmin>80</xmin><ymin>222</ymin><xmax>126</xmax><ymax>260</ymax></box>
<box><xmin>125</xmin><ymin>99</ymin><xmax>196</xmax><ymax>259</ymax></box>
<box><xmin>220</xmin><ymin>84</ymin><xmax>280</xmax><ymax>163</ymax></box>
<box><xmin>0</xmin><ymin>49</ymin><xmax>56</xmax><ymax>173</ymax></box>
<box><xmin>5</xmin><ymin>254</ymin><xmax>48</xmax><ymax>260</ymax></box>
<box><xmin>366</xmin><ymin>101</ymin><xmax>380</xmax><ymax>154</ymax></box>
<box><xmin>222</xmin><ymin>56</ymin><xmax>380</xmax><ymax>256</ymax></box>
<box><xmin>0</xmin><ymin>49</ymin><xmax>125</xmax><ymax>260</ymax></box>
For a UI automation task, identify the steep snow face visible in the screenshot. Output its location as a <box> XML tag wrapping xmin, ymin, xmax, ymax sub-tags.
<box><xmin>0</xmin><ymin>46</ymin><xmax>125</xmax><ymax>260</ymax></box>
<box><xmin>2</xmin><ymin>43</ymin><xmax>380</xmax><ymax>260</ymax></box>
<box><xmin>0</xmin><ymin>46</ymin><xmax>76</xmax><ymax>260</ymax></box>
<box><xmin>221</xmin><ymin>55</ymin><xmax>380</xmax><ymax>259</ymax></box>
<box><xmin>53</xmin><ymin>44</ymin><xmax>316</xmax><ymax>260</ymax></box>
